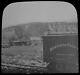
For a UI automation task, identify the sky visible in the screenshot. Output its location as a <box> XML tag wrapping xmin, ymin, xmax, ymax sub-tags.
<box><xmin>2</xmin><ymin>1</ymin><xmax>77</xmax><ymax>28</ymax></box>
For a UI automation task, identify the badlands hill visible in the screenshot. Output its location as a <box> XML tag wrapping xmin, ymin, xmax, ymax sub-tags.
<box><xmin>2</xmin><ymin>22</ymin><xmax>78</xmax><ymax>43</ymax></box>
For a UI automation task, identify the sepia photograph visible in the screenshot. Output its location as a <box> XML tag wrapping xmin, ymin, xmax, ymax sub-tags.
<box><xmin>1</xmin><ymin>1</ymin><xmax>78</xmax><ymax>73</ymax></box>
